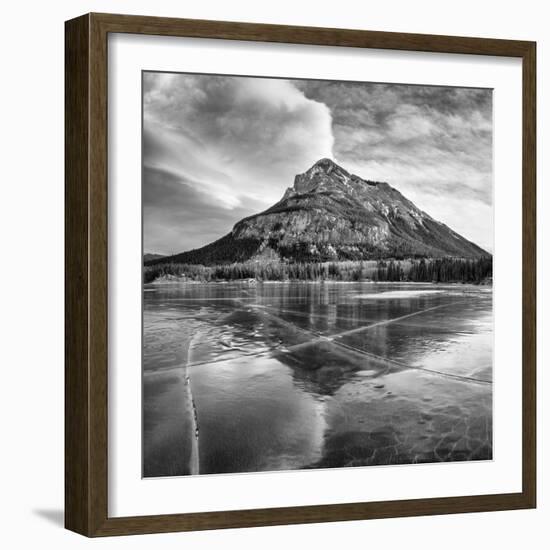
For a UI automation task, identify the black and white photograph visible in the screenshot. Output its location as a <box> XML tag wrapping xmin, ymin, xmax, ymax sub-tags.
<box><xmin>142</xmin><ymin>72</ymin><xmax>493</xmax><ymax>478</ymax></box>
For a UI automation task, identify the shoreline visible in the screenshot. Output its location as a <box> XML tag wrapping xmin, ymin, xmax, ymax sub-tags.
<box><xmin>145</xmin><ymin>278</ymin><xmax>492</xmax><ymax>287</ymax></box>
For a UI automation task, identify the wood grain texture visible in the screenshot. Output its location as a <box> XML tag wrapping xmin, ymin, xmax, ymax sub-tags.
<box><xmin>65</xmin><ymin>14</ymin><xmax>91</xmax><ymax>535</ymax></box>
<box><xmin>521</xmin><ymin>42</ymin><xmax>537</xmax><ymax>508</ymax></box>
<box><xmin>64</xmin><ymin>12</ymin><xmax>537</xmax><ymax>537</ymax></box>
<box><xmin>92</xmin><ymin>12</ymin><xmax>533</xmax><ymax>56</ymax></box>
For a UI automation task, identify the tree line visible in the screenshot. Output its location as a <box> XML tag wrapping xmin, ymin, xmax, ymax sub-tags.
<box><xmin>373</xmin><ymin>257</ymin><xmax>492</xmax><ymax>283</ymax></box>
<box><xmin>144</xmin><ymin>257</ymin><xmax>492</xmax><ymax>284</ymax></box>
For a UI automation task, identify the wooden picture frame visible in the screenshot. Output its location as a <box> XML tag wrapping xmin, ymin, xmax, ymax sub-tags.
<box><xmin>65</xmin><ymin>12</ymin><xmax>536</xmax><ymax>537</ymax></box>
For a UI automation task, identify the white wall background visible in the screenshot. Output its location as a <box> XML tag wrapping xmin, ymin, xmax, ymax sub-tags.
<box><xmin>0</xmin><ymin>0</ymin><xmax>546</xmax><ymax>548</ymax></box>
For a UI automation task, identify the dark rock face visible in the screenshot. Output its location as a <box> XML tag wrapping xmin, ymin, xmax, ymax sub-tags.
<box><xmin>152</xmin><ymin>159</ymin><xmax>489</xmax><ymax>266</ymax></box>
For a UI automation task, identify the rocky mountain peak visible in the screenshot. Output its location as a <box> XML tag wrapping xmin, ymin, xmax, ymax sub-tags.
<box><xmin>293</xmin><ymin>158</ymin><xmax>352</xmax><ymax>194</ymax></box>
<box><xmin>312</xmin><ymin>157</ymin><xmax>343</xmax><ymax>172</ymax></box>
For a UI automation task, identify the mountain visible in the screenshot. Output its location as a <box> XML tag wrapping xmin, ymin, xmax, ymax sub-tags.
<box><xmin>143</xmin><ymin>253</ymin><xmax>165</xmax><ymax>263</ymax></box>
<box><xmin>147</xmin><ymin>158</ymin><xmax>489</xmax><ymax>266</ymax></box>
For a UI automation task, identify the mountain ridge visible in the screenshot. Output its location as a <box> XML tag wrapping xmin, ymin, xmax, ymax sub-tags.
<box><xmin>147</xmin><ymin>158</ymin><xmax>489</xmax><ymax>267</ymax></box>
<box><xmin>143</xmin><ymin>252</ymin><xmax>165</xmax><ymax>263</ymax></box>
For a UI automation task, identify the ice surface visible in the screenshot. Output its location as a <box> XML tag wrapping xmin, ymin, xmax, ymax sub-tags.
<box><xmin>143</xmin><ymin>281</ymin><xmax>492</xmax><ymax>476</ymax></box>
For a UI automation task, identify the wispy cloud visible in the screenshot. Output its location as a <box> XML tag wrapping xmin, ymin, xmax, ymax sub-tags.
<box><xmin>143</xmin><ymin>166</ymin><xmax>265</xmax><ymax>255</ymax></box>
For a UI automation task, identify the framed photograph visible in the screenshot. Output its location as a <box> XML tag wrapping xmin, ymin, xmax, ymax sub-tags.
<box><xmin>65</xmin><ymin>13</ymin><xmax>536</xmax><ymax>536</ymax></box>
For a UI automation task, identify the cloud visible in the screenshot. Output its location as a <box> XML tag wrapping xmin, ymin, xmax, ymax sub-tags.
<box><xmin>143</xmin><ymin>166</ymin><xmax>265</xmax><ymax>256</ymax></box>
<box><xmin>144</xmin><ymin>73</ymin><xmax>333</xmax><ymax>198</ymax></box>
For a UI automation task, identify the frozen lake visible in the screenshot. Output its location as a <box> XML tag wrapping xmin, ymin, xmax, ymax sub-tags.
<box><xmin>143</xmin><ymin>281</ymin><xmax>492</xmax><ymax>477</ymax></box>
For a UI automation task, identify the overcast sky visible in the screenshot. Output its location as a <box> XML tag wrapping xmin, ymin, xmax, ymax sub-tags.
<box><xmin>143</xmin><ymin>72</ymin><xmax>493</xmax><ymax>255</ymax></box>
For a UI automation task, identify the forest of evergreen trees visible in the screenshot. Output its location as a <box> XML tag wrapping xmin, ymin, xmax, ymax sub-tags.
<box><xmin>372</xmin><ymin>257</ymin><xmax>492</xmax><ymax>283</ymax></box>
<box><xmin>144</xmin><ymin>257</ymin><xmax>492</xmax><ymax>284</ymax></box>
